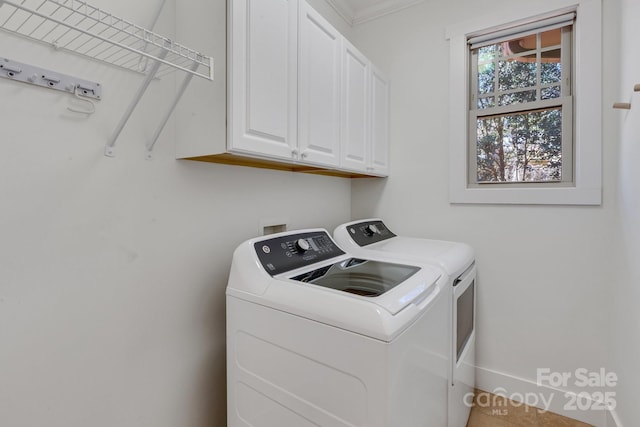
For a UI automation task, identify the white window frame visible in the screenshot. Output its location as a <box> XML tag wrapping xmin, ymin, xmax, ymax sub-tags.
<box><xmin>446</xmin><ymin>0</ymin><xmax>602</xmax><ymax>205</ymax></box>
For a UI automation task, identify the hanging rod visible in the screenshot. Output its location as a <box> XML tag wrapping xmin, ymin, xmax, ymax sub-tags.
<box><xmin>0</xmin><ymin>0</ymin><xmax>215</xmax><ymax>158</ymax></box>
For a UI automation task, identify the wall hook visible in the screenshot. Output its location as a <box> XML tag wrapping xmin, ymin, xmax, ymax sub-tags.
<box><xmin>67</xmin><ymin>85</ymin><xmax>96</xmax><ymax>115</ymax></box>
<box><xmin>612</xmin><ymin>102</ymin><xmax>631</xmax><ymax>110</ymax></box>
<box><xmin>613</xmin><ymin>83</ymin><xmax>640</xmax><ymax>110</ymax></box>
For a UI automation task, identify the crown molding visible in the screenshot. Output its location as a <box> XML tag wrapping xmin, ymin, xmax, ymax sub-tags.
<box><xmin>324</xmin><ymin>0</ymin><xmax>425</xmax><ymax>27</ymax></box>
<box><xmin>353</xmin><ymin>0</ymin><xmax>426</xmax><ymax>25</ymax></box>
<box><xmin>324</xmin><ymin>0</ymin><xmax>356</xmax><ymax>26</ymax></box>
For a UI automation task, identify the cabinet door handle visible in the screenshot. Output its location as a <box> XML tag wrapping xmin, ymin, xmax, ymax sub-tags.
<box><xmin>301</xmin><ymin>151</ymin><xmax>308</xmax><ymax>159</ymax></box>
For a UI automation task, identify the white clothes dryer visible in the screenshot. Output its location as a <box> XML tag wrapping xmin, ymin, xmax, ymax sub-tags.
<box><xmin>226</xmin><ymin>229</ymin><xmax>449</xmax><ymax>427</ymax></box>
<box><xmin>333</xmin><ymin>219</ymin><xmax>476</xmax><ymax>427</ymax></box>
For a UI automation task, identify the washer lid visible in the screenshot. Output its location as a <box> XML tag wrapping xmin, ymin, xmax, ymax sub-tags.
<box><xmin>290</xmin><ymin>258</ymin><xmax>437</xmax><ymax>315</ymax></box>
<box><xmin>291</xmin><ymin>258</ymin><xmax>418</xmax><ymax>297</ymax></box>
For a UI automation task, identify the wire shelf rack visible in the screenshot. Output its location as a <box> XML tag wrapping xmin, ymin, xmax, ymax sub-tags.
<box><xmin>0</xmin><ymin>0</ymin><xmax>215</xmax><ymax>158</ymax></box>
<box><xmin>0</xmin><ymin>0</ymin><xmax>213</xmax><ymax>80</ymax></box>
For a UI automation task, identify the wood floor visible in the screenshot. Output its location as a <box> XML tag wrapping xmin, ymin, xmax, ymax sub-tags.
<box><xmin>466</xmin><ymin>390</ymin><xmax>595</xmax><ymax>427</ymax></box>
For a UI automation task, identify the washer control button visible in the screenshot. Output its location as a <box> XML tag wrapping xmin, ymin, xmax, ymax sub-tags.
<box><xmin>295</xmin><ymin>238</ymin><xmax>311</xmax><ymax>252</ymax></box>
<box><xmin>364</xmin><ymin>224</ymin><xmax>379</xmax><ymax>236</ymax></box>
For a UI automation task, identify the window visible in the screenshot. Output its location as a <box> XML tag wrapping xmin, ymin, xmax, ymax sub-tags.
<box><xmin>447</xmin><ymin>0</ymin><xmax>602</xmax><ymax>205</ymax></box>
<box><xmin>469</xmin><ymin>18</ymin><xmax>573</xmax><ymax>185</ymax></box>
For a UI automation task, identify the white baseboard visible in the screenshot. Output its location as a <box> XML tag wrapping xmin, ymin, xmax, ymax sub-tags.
<box><xmin>475</xmin><ymin>366</ymin><xmax>615</xmax><ymax>427</ymax></box>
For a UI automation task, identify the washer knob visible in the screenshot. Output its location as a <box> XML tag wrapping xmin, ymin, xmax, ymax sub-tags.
<box><xmin>296</xmin><ymin>238</ymin><xmax>310</xmax><ymax>252</ymax></box>
<box><xmin>364</xmin><ymin>224</ymin><xmax>379</xmax><ymax>236</ymax></box>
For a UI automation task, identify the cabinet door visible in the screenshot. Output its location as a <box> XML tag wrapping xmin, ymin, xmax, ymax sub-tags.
<box><xmin>340</xmin><ymin>40</ymin><xmax>370</xmax><ymax>172</ymax></box>
<box><xmin>370</xmin><ymin>65</ymin><xmax>390</xmax><ymax>176</ymax></box>
<box><xmin>298</xmin><ymin>1</ymin><xmax>341</xmax><ymax>166</ymax></box>
<box><xmin>229</xmin><ymin>0</ymin><xmax>298</xmax><ymax>160</ymax></box>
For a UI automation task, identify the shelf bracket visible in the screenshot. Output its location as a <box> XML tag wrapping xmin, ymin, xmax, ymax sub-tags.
<box><xmin>104</xmin><ymin>49</ymin><xmax>168</xmax><ymax>158</ymax></box>
<box><xmin>145</xmin><ymin>61</ymin><xmax>199</xmax><ymax>160</ymax></box>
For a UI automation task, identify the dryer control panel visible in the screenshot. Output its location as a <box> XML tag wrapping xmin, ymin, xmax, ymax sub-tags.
<box><xmin>255</xmin><ymin>231</ymin><xmax>345</xmax><ymax>276</ymax></box>
<box><xmin>347</xmin><ymin>220</ymin><xmax>396</xmax><ymax>246</ymax></box>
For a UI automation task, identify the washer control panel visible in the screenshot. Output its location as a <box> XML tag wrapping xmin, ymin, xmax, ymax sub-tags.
<box><xmin>255</xmin><ymin>231</ymin><xmax>345</xmax><ymax>276</ymax></box>
<box><xmin>347</xmin><ymin>220</ymin><xmax>396</xmax><ymax>246</ymax></box>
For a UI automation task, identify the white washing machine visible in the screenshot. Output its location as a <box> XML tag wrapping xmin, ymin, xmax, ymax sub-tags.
<box><xmin>226</xmin><ymin>229</ymin><xmax>449</xmax><ymax>427</ymax></box>
<box><xmin>333</xmin><ymin>219</ymin><xmax>476</xmax><ymax>427</ymax></box>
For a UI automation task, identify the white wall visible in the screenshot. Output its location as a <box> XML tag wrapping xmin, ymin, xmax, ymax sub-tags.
<box><xmin>350</xmin><ymin>0</ymin><xmax>620</xmax><ymax>423</ymax></box>
<box><xmin>0</xmin><ymin>1</ymin><xmax>351</xmax><ymax>426</ymax></box>
<box><xmin>611</xmin><ymin>0</ymin><xmax>640</xmax><ymax>425</ymax></box>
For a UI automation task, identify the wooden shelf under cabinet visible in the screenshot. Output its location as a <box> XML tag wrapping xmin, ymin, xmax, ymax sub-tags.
<box><xmin>182</xmin><ymin>154</ymin><xmax>384</xmax><ymax>178</ymax></box>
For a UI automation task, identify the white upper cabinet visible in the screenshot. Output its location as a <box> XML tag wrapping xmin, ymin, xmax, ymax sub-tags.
<box><xmin>340</xmin><ymin>42</ymin><xmax>390</xmax><ymax>176</ymax></box>
<box><xmin>370</xmin><ymin>65</ymin><xmax>390</xmax><ymax>176</ymax></box>
<box><xmin>178</xmin><ymin>0</ymin><xmax>389</xmax><ymax>177</ymax></box>
<box><xmin>297</xmin><ymin>2</ymin><xmax>342</xmax><ymax>167</ymax></box>
<box><xmin>228</xmin><ymin>0</ymin><xmax>298</xmax><ymax>160</ymax></box>
<box><xmin>340</xmin><ymin>39</ymin><xmax>370</xmax><ymax>173</ymax></box>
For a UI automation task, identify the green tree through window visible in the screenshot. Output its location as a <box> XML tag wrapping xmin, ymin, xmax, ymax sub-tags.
<box><xmin>469</xmin><ymin>25</ymin><xmax>572</xmax><ymax>183</ymax></box>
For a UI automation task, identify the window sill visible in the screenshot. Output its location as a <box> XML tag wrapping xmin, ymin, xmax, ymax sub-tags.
<box><xmin>449</xmin><ymin>185</ymin><xmax>602</xmax><ymax>205</ymax></box>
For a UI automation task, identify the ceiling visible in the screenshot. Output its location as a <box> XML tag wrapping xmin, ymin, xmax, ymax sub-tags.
<box><xmin>326</xmin><ymin>0</ymin><xmax>426</xmax><ymax>26</ymax></box>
